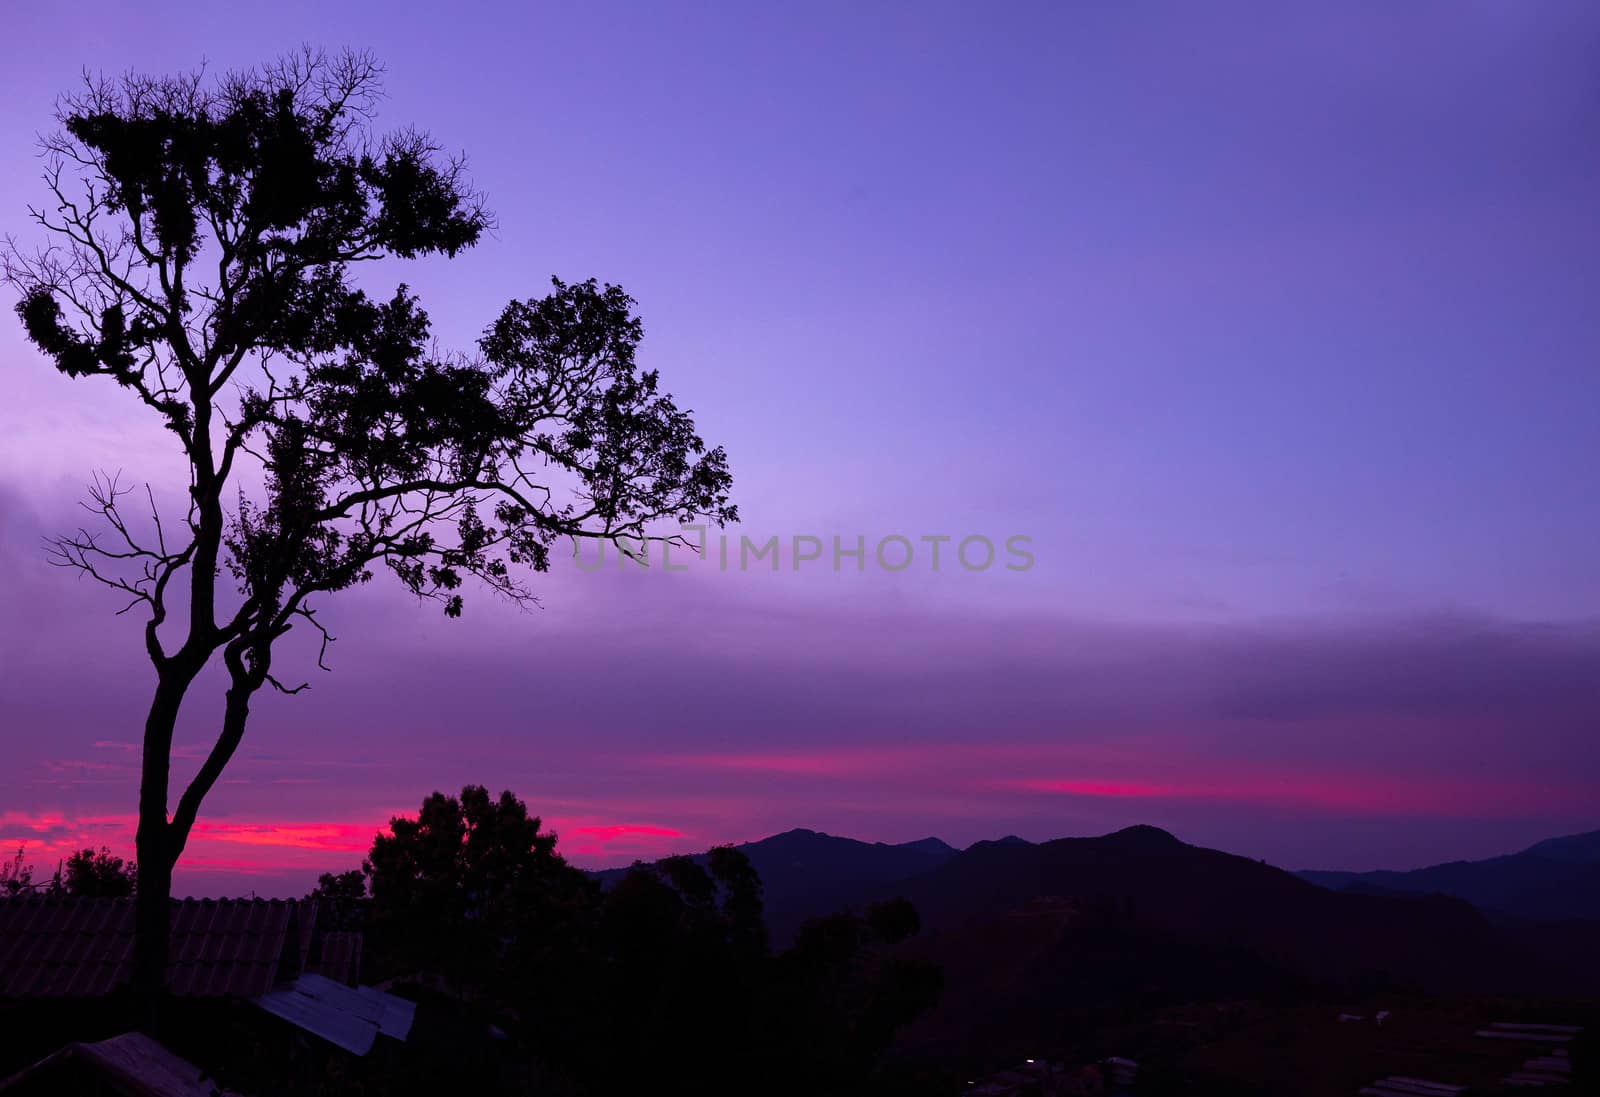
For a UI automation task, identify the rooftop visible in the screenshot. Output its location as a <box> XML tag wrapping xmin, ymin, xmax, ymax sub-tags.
<box><xmin>0</xmin><ymin>1031</ymin><xmax>241</xmax><ymax>1097</ymax></box>
<box><xmin>0</xmin><ymin>896</ymin><xmax>316</xmax><ymax>999</ymax></box>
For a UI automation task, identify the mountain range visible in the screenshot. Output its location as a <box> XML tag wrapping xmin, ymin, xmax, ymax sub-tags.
<box><xmin>595</xmin><ymin>823</ymin><xmax>1600</xmax><ymax>998</ymax></box>
<box><xmin>1297</xmin><ymin>828</ymin><xmax>1600</xmax><ymax>923</ymax></box>
<box><xmin>593</xmin><ymin>826</ymin><xmax>959</xmax><ymax>940</ymax></box>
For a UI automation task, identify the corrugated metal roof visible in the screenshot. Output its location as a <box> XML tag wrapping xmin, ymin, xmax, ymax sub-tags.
<box><xmin>256</xmin><ymin>986</ymin><xmax>378</xmax><ymax>1056</ymax></box>
<box><xmin>354</xmin><ymin>983</ymin><xmax>416</xmax><ymax>1040</ymax></box>
<box><xmin>0</xmin><ymin>896</ymin><xmax>316</xmax><ymax>999</ymax></box>
<box><xmin>255</xmin><ymin>973</ymin><xmax>415</xmax><ymax>1056</ymax></box>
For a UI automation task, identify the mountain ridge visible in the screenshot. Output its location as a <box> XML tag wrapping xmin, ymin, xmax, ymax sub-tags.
<box><xmin>1297</xmin><ymin>826</ymin><xmax>1600</xmax><ymax>923</ymax></box>
<box><xmin>588</xmin><ymin>823</ymin><xmax>1600</xmax><ymax>993</ymax></box>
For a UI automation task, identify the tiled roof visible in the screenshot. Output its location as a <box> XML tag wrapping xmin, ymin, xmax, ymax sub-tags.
<box><xmin>0</xmin><ymin>896</ymin><xmax>316</xmax><ymax>999</ymax></box>
<box><xmin>0</xmin><ymin>1031</ymin><xmax>242</xmax><ymax>1096</ymax></box>
<box><xmin>306</xmin><ymin>930</ymin><xmax>363</xmax><ymax>987</ymax></box>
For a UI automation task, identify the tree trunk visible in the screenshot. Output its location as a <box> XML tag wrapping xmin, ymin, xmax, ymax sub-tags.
<box><xmin>132</xmin><ymin>678</ymin><xmax>184</xmax><ymax>1014</ymax></box>
<box><xmin>131</xmin><ymin>846</ymin><xmax>172</xmax><ymax>1016</ymax></box>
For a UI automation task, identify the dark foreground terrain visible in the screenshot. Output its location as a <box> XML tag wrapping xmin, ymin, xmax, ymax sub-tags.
<box><xmin>4</xmin><ymin>818</ymin><xmax>1596</xmax><ymax>1095</ymax></box>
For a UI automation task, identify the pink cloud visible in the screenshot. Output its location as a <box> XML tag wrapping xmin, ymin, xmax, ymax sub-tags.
<box><xmin>0</xmin><ymin>806</ymin><xmax>698</xmax><ymax>886</ymax></box>
<box><xmin>559</xmin><ymin>822</ymin><xmax>692</xmax><ymax>863</ymax></box>
<box><xmin>187</xmin><ymin>821</ymin><xmax>379</xmax><ymax>852</ymax></box>
<box><xmin>568</xmin><ymin>824</ymin><xmax>684</xmax><ymax>842</ymax></box>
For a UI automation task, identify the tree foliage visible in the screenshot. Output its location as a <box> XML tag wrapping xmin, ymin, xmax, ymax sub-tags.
<box><xmin>63</xmin><ymin>846</ymin><xmax>137</xmax><ymax>897</ymax></box>
<box><xmin>0</xmin><ymin>845</ymin><xmax>137</xmax><ymax>897</ymax></box>
<box><xmin>2</xmin><ymin>49</ymin><xmax>734</xmax><ymax>993</ymax></box>
<box><xmin>340</xmin><ymin>787</ymin><xmax>939</xmax><ymax>1097</ymax></box>
<box><xmin>307</xmin><ymin>868</ymin><xmax>367</xmax><ymax>931</ymax></box>
<box><xmin>0</xmin><ymin>847</ymin><xmax>35</xmax><ymax>896</ymax></box>
<box><xmin>5</xmin><ymin>50</ymin><xmax>733</xmax><ymax>673</ymax></box>
<box><xmin>364</xmin><ymin>785</ymin><xmax>595</xmax><ymax>992</ymax></box>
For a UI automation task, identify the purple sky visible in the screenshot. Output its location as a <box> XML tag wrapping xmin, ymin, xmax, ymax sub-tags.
<box><xmin>2</xmin><ymin>3</ymin><xmax>1598</xmax><ymax>896</ymax></box>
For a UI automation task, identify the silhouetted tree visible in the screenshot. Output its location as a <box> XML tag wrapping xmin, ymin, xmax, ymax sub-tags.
<box><xmin>310</xmin><ymin>868</ymin><xmax>366</xmax><ymax>904</ymax></box>
<box><xmin>595</xmin><ymin>851</ymin><xmax>769</xmax><ymax>1092</ymax></box>
<box><xmin>766</xmin><ymin>903</ymin><xmax>944</xmax><ymax>1093</ymax></box>
<box><xmin>865</xmin><ymin>895</ymin><xmax>921</xmax><ymax>944</ymax></box>
<box><xmin>348</xmin><ymin>788</ymin><xmax>937</xmax><ymax>1096</ymax></box>
<box><xmin>2</xmin><ymin>51</ymin><xmax>734</xmax><ymax>1003</ymax></box>
<box><xmin>365</xmin><ymin>786</ymin><xmax>596</xmax><ymax>990</ymax></box>
<box><xmin>0</xmin><ymin>847</ymin><xmax>35</xmax><ymax>896</ymax></box>
<box><xmin>307</xmin><ymin>868</ymin><xmax>367</xmax><ymax>931</ymax></box>
<box><xmin>709</xmin><ymin>842</ymin><xmax>769</xmax><ymax>957</ymax></box>
<box><xmin>63</xmin><ymin>846</ymin><xmax>137</xmax><ymax>897</ymax></box>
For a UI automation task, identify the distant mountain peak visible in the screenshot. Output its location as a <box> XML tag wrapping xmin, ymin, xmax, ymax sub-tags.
<box><xmin>1518</xmin><ymin>828</ymin><xmax>1600</xmax><ymax>865</ymax></box>
<box><xmin>1100</xmin><ymin>831</ymin><xmax>1190</xmax><ymax>857</ymax></box>
<box><xmin>1103</xmin><ymin>824</ymin><xmax>1184</xmax><ymax>848</ymax></box>
<box><xmin>1297</xmin><ymin>825</ymin><xmax>1600</xmax><ymax>924</ymax></box>
<box><xmin>895</xmin><ymin>836</ymin><xmax>957</xmax><ymax>854</ymax></box>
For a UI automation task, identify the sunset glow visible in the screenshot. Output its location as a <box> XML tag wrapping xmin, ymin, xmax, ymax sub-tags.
<box><xmin>1</xmin><ymin>3</ymin><xmax>1597</xmax><ymax>899</ymax></box>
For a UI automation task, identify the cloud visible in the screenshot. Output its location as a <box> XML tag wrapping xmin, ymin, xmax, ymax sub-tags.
<box><xmin>1000</xmin><ymin>771</ymin><xmax>1593</xmax><ymax>819</ymax></box>
<box><xmin>2</xmin><ymin>475</ymin><xmax>1599</xmax><ymax>887</ymax></box>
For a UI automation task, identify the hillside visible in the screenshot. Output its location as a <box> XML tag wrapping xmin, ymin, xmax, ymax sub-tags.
<box><xmin>592</xmin><ymin>827</ymin><xmax>958</xmax><ymax>941</ymax></box>
<box><xmin>887</xmin><ymin>899</ymin><xmax>1304</xmax><ymax>1070</ymax></box>
<box><xmin>1299</xmin><ymin>827</ymin><xmax>1600</xmax><ymax>922</ymax></box>
<box><xmin>867</xmin><ymin>826</ymin><xmax>1548</xmax><ymax>993</ymax></box>
<box><xmin>600</xmin><ymin>824</ymin><xmax>1600</xmax><ymax>996</ymax></box>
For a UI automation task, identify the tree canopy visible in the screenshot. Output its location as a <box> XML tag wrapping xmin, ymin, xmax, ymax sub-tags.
<box><xmin>3</xmin><ymin>49</ymin><xmax>735</xmax><ymax>997</ymax></box>
<box><xmin>63</xmin><ymin>846</ymin><xmax>137</xmax><ymax>897</ymax></box>
<box><xmin>332</xmin><ymin>786</ymin><xmax>941</xmax><ymax>1097</ymax></box>
<box><xmin>5</xmin><ymin>48</ymin><xmax>734</xmax><ymax>699</ymax></box>
<box><xmin>0</xmin><ymin>845</ymin><xmax>137</xmax><ymax>896</ymax></box>
<box><xmin>364</xmin><ymin>785</ymin><xmax>595</xmax><ymax>991</ymax></box>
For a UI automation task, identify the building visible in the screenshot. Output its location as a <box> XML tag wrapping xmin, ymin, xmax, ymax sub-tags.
<box><xmin>0</xmin><ymin>1031</ymin><xmax>241</xmax><ymax>1097</ymax></box>
<box><xmin>0</xmin><ymin>896</ymin><xmax>410</xmax><ymax>1064</ymax></box>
